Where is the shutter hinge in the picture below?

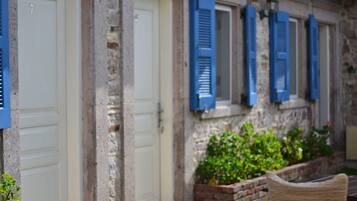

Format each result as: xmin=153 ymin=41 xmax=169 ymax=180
xmin=157 ymin=102 xmax=164 ymax=133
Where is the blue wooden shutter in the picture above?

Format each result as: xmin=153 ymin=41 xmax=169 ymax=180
xmin=307 ymin=14 xmax=319 ymax=101
xmin=190 ymin=0 xmax=216 ymax=111
xmin=0 ymin=0 xmax=10 ymax=128
xmin=245 ymin=4 xmax=257 ymax=107
xmin=269 ymin=11 xmax=290 ymax=103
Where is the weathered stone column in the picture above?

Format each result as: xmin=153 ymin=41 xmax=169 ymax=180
xmin=107 ymin=0 xmax=135 ymax=200
xmin=1 ymin=0 xmax=21 ymax=183
xmin=116 ymin=0 xmax=135 ymax=200
xmin=340 ymin=0 xmax=357 ymax=149
xmin=82 ymin=0 xmax=135 ymax=200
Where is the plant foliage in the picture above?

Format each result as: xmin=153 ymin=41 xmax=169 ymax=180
xmin=196 ymin=123 xmax=335 ymax=185
xmin=281 ymin=127 xmax=304 ymax=165
xmin=302 ymin=123 xmax=334 ymax=161
xmin=196 ymin=123 xmax=287 ymax=185
xmin=0 ymin=172 xmax=20 ymax=201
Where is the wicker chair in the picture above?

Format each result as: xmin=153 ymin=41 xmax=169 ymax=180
xmin=266 ymin=173 xmax=348 ymax=201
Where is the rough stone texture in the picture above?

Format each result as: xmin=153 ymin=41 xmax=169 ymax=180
xmin=0 ymin=0 xmax=133 ymax=200
xmin=81 ymin=1 xmax=97 ymax=200
xmin=194 ymin=152 xmax=345 ymax=201
xmin=85 ymin=0 xmax=135 ymax=200
xmin=1 ymin=0 xmax=21 ymax=184
xmin=81 ymin=0 xmax=129 ymax=200
xmin=107 ymin=0 xmax=135 ymax=200
xmin=94 ymin=0 xmax=111 ymax=200
xmin=82 ymin=0 xmax=135 ymax=200
xmin=107 ymin=0 xmax=121 ymax=199
xmin=1 ymin=1 xmax=355 ymax=201
xmin=340 ymin=1 xmax=357 ymax=128
xmin=179 ymin=2 xmax=316 ymax=200
xmin=172 ymin=1 xmax=188 ymax=201
xmin=78 ymin=0 xmax=357 ymax=200
xmin=107 ymin=22 xmax=121 ymax=201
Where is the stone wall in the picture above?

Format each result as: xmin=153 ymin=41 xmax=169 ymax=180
xmin=107 ymin=0 xmax=135 ymax=200
xmin=190 ymin=3 xmax=313 ymax=163
xmin=107 ymin=0 xmax=121 ymax=199
xmin=341 ymin=0 xmax=357 ymax=127
xmin=82 ymin=0 xmax=131 ymax=200
xmin=1 ymin=0 xmax=21 ymax=184
xmin=174 ymin=0 xmax=350 ymax=201
xmin=180 ymin=1 xmax=318 ymax=200
xmin=1 ymin=1 xmax=352 ymax=201
xmin=87 ymin=0 xmax=355 ymax=201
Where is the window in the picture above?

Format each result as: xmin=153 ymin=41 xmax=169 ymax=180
xmin=289 ymin=18 xmax=299 ymax=98
xmin=215 ymin=5 xmax=232 ymax=104
xmin=189 ymin=0 xmax=250 ymax=114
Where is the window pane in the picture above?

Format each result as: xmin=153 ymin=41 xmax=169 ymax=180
xmin=289 ymin=20 xmax=298 ymax=97
xmin=216 ymin=9 xmax=231 ymax=101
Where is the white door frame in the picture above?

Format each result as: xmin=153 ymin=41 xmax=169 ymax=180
xmin=64 ymin=0 xmax=172 ymax=200
xmin=159 ymin=0 xmax=174 ymax=200
xmin=318 ymin=24 xmax=330 ymax=127
xmin=65 ymin=0 xmax=82 ymax=200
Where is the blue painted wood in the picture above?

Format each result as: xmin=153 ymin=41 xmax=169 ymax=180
xmin=245 ymin=4 xmax=257 ymax=107
xmin=190 ymin=0 xmax=216 ymax=111
xmin=0 ymin=0 xmax=11 ymax=128
xmin=307 ymin=14 xmax=319 ymax=101
xmin=269 ymin=11 xmax=290 ymax=103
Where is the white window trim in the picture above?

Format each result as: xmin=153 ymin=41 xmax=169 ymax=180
xmin=215 ymin=4 xmax=233 ymax=106
xmin=289 ymin=18 xmax=299 ymax=99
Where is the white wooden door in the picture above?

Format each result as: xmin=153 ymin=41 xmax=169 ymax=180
xmin=134 ymin=0 xmax=161 ymax=200
xmin=18 ymin=0 xmax=67 ymax=201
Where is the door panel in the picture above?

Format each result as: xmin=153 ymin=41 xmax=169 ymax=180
xmin=134 ymin=0 xmax=160 ymax=201
xmin=18 ymin=0 xmax=66 ymax=201
xmin=18 ymin=1 xmax=57 ymax=110
xmin=21 ymin=165 xmax=60 ymax=201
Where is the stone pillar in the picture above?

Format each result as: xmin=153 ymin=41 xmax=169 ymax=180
xmin=81 ymin=0 xmax=135 ymax=200
xmin=340 ymin=1 xmax=357 ymax=132
xmin=116 ymin=0 xmax=135 ymax=200
xmin=1 ymin=0 xmax=21 ymax=184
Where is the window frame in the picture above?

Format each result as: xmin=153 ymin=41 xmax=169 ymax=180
xmin=289 ymin=17 xmax=299 ymax=99
xmin=200 ymin=2 xmax=247 ymax=119
xmin=215 ymin=4 xmax=233 ymax=106
xmin=279 ymin=16 xmax=311 ymax=110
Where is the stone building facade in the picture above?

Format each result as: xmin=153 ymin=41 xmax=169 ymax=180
xmin=0 ymin=0 xmax=356 ymax=201
xmin=175 ymin=0 xmax=346 ymax=200
xmin=341 ymin=0 xmax=357 ymax=129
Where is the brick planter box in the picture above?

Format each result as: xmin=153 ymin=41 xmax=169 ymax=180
xmin=194 ymin=151 xmax=345 ymax=201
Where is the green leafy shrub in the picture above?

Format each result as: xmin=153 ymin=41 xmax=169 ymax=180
xmin=0 ymin=172 xmax=20 ymax=201
xmin=196 ymin=123 xmax=287 ymax=185
xmin=196 ymin=123 xmax=336 ymax=185
xmin=281 ymin=128 xmax=304 ymax=165
xmin=302 ymin=124 xmax=334 ymax=161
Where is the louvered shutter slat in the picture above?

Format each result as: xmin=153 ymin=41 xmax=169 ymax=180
xmin=190 ymin=0 xmax=216 ymax=111
xmin=245 ymin=4 xmax=257 ymax=107
xmin=270 ymin=11 xmax=290 ymax=103
xmin=308 ymin=14 xmax=319 ymax=101
xmin=0 ymin=0 xmax=11 ymax=128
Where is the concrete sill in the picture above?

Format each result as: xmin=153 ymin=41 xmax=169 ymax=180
xmin=279 ymin=98 xmax=309 ymax=110
xmin=201 ymin=104 xmax=245 ymax=120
